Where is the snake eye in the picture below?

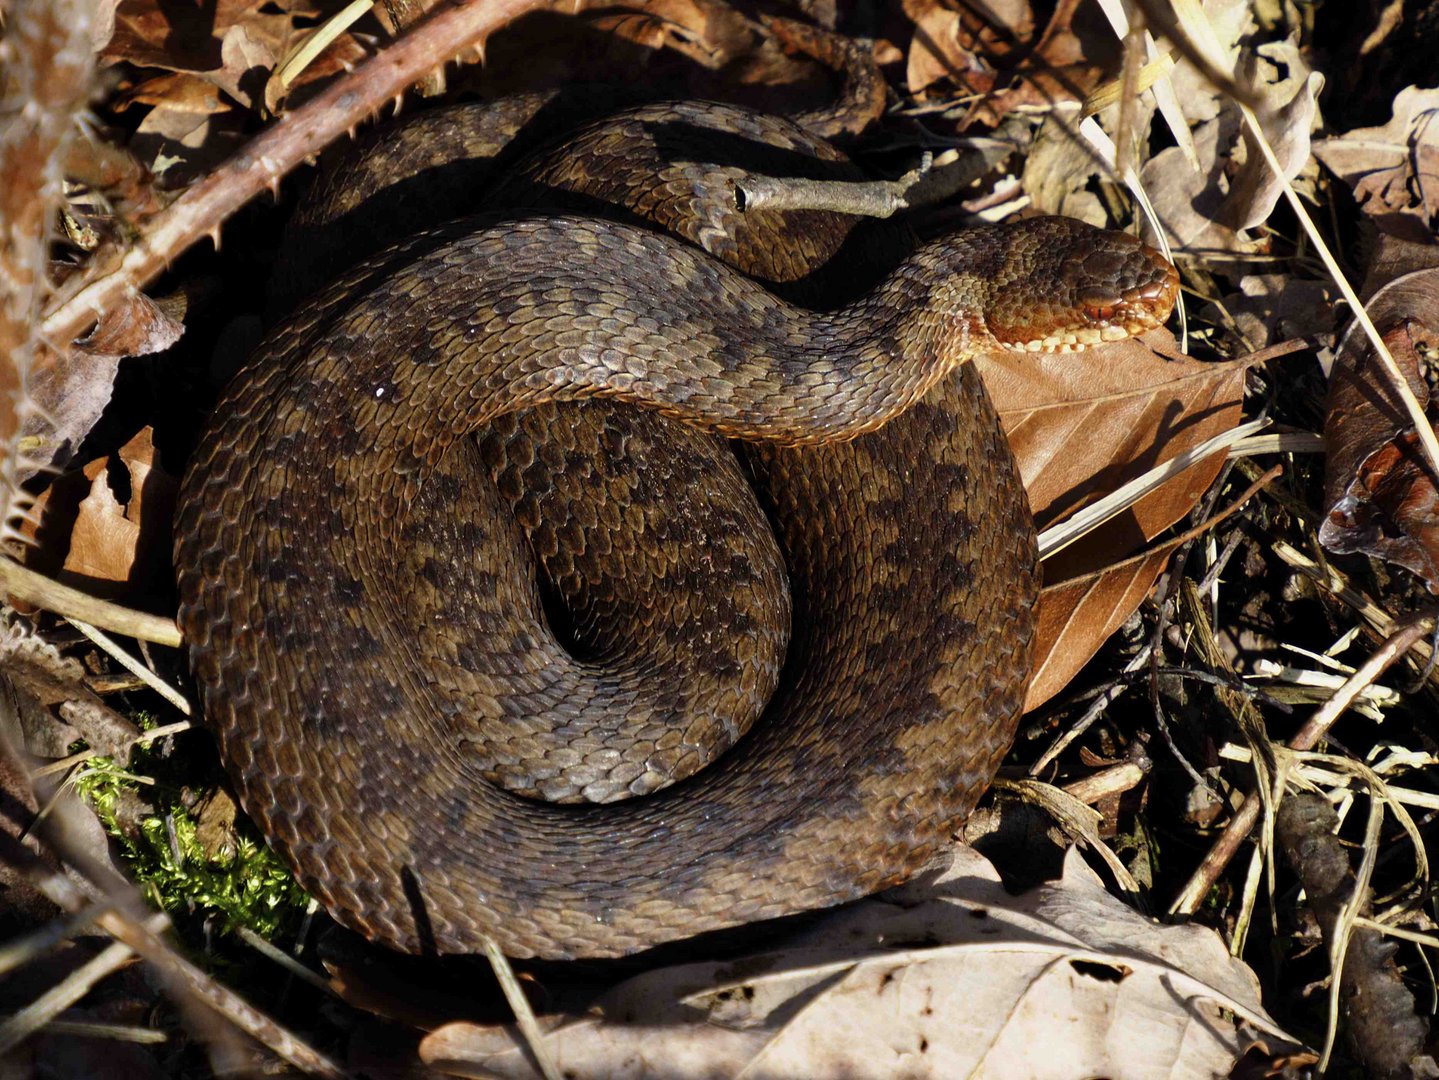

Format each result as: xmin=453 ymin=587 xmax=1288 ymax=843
xmin=1075 ymin=285 xmax=1122 ymax=319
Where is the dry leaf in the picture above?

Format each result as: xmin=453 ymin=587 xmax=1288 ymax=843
xmin=103 ymin=0 xmax=365 ymax=170
xmin=17 ymin=293 xmax=182 ymax=479
xmin=420 ymin=848 xmax=1294 ymax=1079
xmin=979 ymin=332 xmax=1246 ymax=710
xmin=984 ymin=331 xmax=1245 ymax=551
xmin=1321 ymin=271 xmax=1439 ymax=592
xmin=902 ymin=0 xmax=1035 ymax=98
xmin=903 ymin=0 xmax=1114 ymax=126
xmin=1221 ymin=41 xmax=1323 ymax=232
xmin=1361 ymin=233 xmax=1439 ymax=299
xmin=979 ymin=0 xmax=1113 ymax=124
xmin=1141 ymin=22 xmax=1321 ymax=255
xmin=1021 ymin=112 xmax=1108 ymax=226
xmin=1141 ymin=112 xmax=1255 ymax=254
xmin=22 ymin=428 xmax=179 ymax=610
xmin=583 ymin=0 xmax=754 ymax=71
xmin=1209 ymin=274 xmax=1336 ymax=351
xmin=1313 ymin=85 xmax=1439 ymax=242
xmin=1028 ymin=537 xmax=1180 ymax=711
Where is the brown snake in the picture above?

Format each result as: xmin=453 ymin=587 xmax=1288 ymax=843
xmin=174 ymin=100 xmax=1178 ymax=959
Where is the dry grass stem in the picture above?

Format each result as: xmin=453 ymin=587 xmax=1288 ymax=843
xmin=0 ymin=905 xmax=104 ymax=977
xmin=1171 ymin=613 xmax=1437 ymax=916
xmin=0 ymin=931 xmax=157 ymax=1055
xmin=66 ymin=618 xmax=191 ymax=714
xmin=0 ymin=829 xmax=349 ymax=1079
xmin=1037 ymin=419 xmax=1268 ymax=560
xmin=481 ymin=934 xmax=562 ymax=1080
xmin=30 ymin=720 xmax=190 ymax=780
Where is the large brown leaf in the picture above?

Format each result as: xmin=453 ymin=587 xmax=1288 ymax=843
xmin=1026 ymin=537 xmax=1177 ymax=712
xmin=980 ymin=330 xmax=1249 ymax=709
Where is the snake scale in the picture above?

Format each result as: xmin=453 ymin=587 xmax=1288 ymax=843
xmin=174 ymin=99 xmax=1178 ymax=959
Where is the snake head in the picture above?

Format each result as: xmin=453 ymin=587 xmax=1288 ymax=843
xmin=969 ymin=216 xmax=1179 ymax=354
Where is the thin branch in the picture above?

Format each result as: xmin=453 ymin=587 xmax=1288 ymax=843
xmin=1171 ymin=612 xmax=1438 ymax=916
xmin=41 ymin=0 xmax=549 ymax=348
xmin=66 ymin=618 xmax=191 ymax=714
xmin=0 ymin=558 xmax=182 ymax=647
xmin=734 ymin=153 xmax=938 ymax=217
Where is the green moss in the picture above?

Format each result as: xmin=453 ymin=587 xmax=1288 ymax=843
xmin=73 ymin=741 xmax=309 ymax=941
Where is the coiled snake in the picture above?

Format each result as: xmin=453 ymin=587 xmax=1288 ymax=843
xmin=174 ymin=100 xmax=1178 ymax=959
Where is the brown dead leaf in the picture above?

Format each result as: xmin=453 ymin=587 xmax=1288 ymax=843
xmin=478 ymin=2 xmax=808 ymax=111
xmin=1313 ymin=85 xmax=1439 ymax=243
xmin=104 ymin=0 xmax=235 ymax=72
xmin=984 ymin=330 xmax=1245 ymax=542
xmin=902 ymin=0 xmax=1115 ymax=127
xmin=980 ymin=331 xmax=1247 ymax=711
xmin=584 ymin=0 xmax=753 ymax=71
xmin=1221 ymin=41 xmax=1322 ymax=232
xmin=1021 ymin=111 xmax=1107 ymax=226
xmin=120 ymin=72 xmax=232 ymax=115
xmin=103 ymin=0 xmax=365 ymax=123
xmin=104 ymin=0 xmax=364 ymax=172
xmin=1361 ymin=233 xmax=1439 ymax=299
xmin=1141 ymin=24 xmax=1321 ymax=255
xmin=1028 ymin=537 xmax=1179 ymax=711
xmin=22 ymin=428 xmax=178 ymax=611
xmin=1141 ymin=112 xmax=1255 ymax=255
xmin=18 ymin=292 xmax=183 ymax=477
xmin=76 ymin=290 xmax=184 ymax=360
xmin=978 ymin=0 xmax=1118 ymax=127
xmin=1321 ymin=271 xmax=1439 ymax=592
xmin=902 ymin=0 xmax=1035 ymax=98
xmin=419 ymin=848 xmax=1289 ymax=1079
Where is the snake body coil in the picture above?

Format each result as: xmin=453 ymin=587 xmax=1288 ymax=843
xmin=175 ymin=101 xmax=1177 ymax=959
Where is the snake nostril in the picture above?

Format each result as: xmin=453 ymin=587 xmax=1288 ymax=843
xmin=1125 ymin=272 xmax=1178 ymax=307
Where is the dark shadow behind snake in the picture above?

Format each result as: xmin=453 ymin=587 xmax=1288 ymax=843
xmin=174 ymin=99 xmax=1178 ymax=959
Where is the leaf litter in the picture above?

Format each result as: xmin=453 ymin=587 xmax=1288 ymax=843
xmin=3 ymin=0 xmax=1439 ymax=1076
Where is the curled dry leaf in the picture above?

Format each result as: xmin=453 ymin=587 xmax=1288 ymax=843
xmin=1140 ymin=23 xmax=1320 ymax=255
xmin=1021 ymin=112 xmax=1109 ymax=226
xmin=19 ymin=292 xmax=183 ymax=480
xmin=104 ymin=0 xmax=365 ymax=99
xmin=901 ymin=0 xmax=1036 ymax=99
xmin=104 ymin=0 xmax=366 ymax=170
xmin=1208 ymin=273 xmax=1336 ymax=352
xmin=1312 ymin=85 xmax=1439 ymax=243
xmin=1221 ymin=41 xmax=1322 ymax=233
xmin=419 ymin=848 xmax=1295 ymax=1080
xmin=901 ymin=0 xmax=1115 ymax=127
xmin=21 ymin=427 xmax=179 ymax=611
xmin=582 ymin=0 xmax=755 ymax=71
xmin=1321 ymin=269 xmax=1439 ymax=592
xmin=1141 ymin=112 xmax=1254 ymax=254
xmin=979 ymin=331 xmax=1247 ymax=708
